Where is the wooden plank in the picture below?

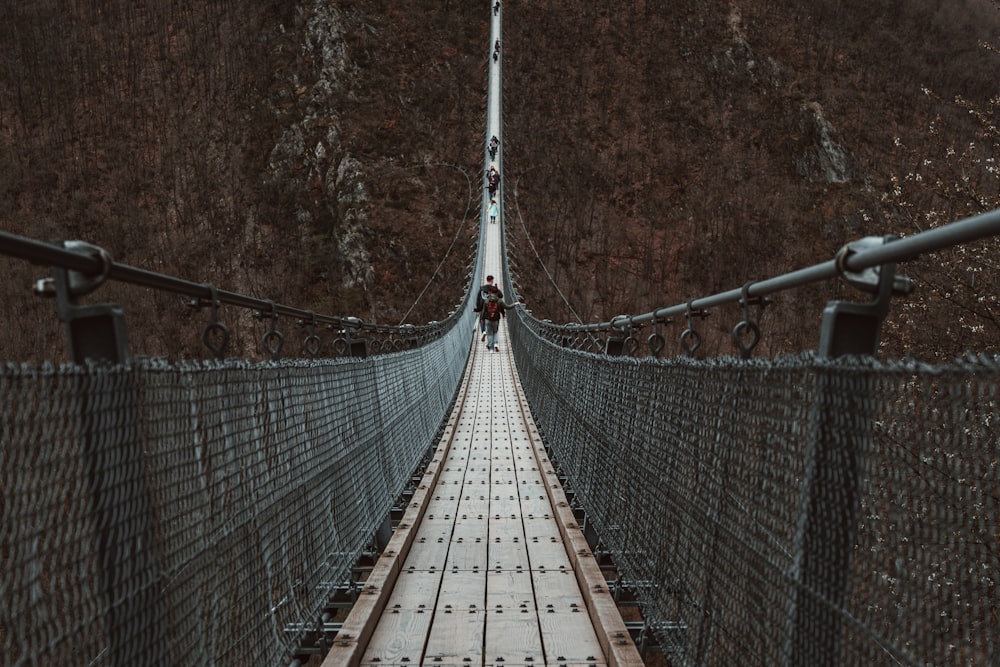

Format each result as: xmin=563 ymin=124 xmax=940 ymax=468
xmin=525 ymin=533 xmax=573 ymax=571
xmin=452 ymin=515 xmax=488 ymax=533
xmin=437 ymin=569 xmax=487 ymax=610
xmin=424 ymin=493 xmax=461 ymax=516
xmin=505 ymin=377 xmax=646 ymax=667
xmin=445 ymin=531 xmax=488 ymax=571
xmin=403 ymin=531 xmax=452 ymax=572
xmin=380 ymin=570 xmax=443 ymax=610
xmin=488 ymin=514 xmax=525 ymax=532
xmin=456 ymin=493 xmax=492 ymax=515
xmin=518 ymin=476 xmax=547 ymax=489
xmin=522 ymin=515 xmax=564 ymax=538
xmin=422 ymin=505 xmax=458 ymax=522
xmin=489 ymin=492 xmax=521 ymax=516
xmin=490 ymin=476 xmax=519 ymax=490
xmin=436 ymin=470 xmax=471 ymax=485
xmin=463 ymin=472 xmax=492 ymax=485
xmin=360 ymin=607 xmax=433 ymax=664
xmin=423 ymin=609 xmax=486 ymax=664
xmin=519 ymin=493 xmax=554 ymax=518
xmin=455 ymin=510 xmax=490 ymax=523
xmin=487 ymin=532 xmax=530 ymax=572
xmin=444 ymin=454 xmax=469 ymax=467
xmin=484 ymin=609 xmax=543 ymax=664
xmin=486 ymin=570 xmax=534 ymax=611
xmin=538 ymin=609 xmax=605 ymax=662
xmin=424 ymin=570 xmax=486 ymax=667
xmin=504 ymin=366 xmax=643 ymax=667
xmin=532 ymin=569 xmax=588 ymax=607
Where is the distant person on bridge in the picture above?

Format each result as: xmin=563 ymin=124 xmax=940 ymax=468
xmin=489 ymin=199 xmax=498 ymax=224
xmin=493 ymin=39 xmax=500 ymax=62
xmin=487 ymin=165 xmax=499 ymax=196
xmin=488 ymin=135 xmax=499 ymax=160
xmin=494 ymin=1 xmax=500 ymax=16
xmin=475 ymin=275 xmax=503 ymax=340
xmin=481 ymin=285 xmax=520 ymax=352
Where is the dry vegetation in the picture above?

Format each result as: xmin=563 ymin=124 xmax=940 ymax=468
xmin=0 ymin=0 xmax=484 ymax=361
xmin=1 ymin=0 xmax=998 ymax=362
xmin=504 ymin=0 xmax=1000 ymax=360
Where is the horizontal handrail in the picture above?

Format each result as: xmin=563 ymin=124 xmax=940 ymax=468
xmin=0 ymin=231 xmax=459 ymax=336
xmin=530 ymin=207 xmax=1000 ymax=333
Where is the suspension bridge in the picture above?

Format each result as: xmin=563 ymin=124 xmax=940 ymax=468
xmin=3 ymin=2 xmax=1000 ymax=666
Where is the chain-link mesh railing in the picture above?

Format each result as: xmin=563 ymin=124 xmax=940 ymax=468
xmin=509 ymin=316 xmax=999 ymax=666
xmin=0 ymin=305 xmax=472 ymax=665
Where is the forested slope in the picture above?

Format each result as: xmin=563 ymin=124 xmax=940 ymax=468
xmin=503 ymin=0 xmax=1000 ymax=359
xmin=1 ymin=0 xmax=997 ymax=361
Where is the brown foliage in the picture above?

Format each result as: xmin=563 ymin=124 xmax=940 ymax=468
xmin=502 ymin=0 xmax=1000 ymax=358
xmin=0 ymin=0 xmax=483 ymax=360
xmin=1 ymin=0 xmax=998 ymax=361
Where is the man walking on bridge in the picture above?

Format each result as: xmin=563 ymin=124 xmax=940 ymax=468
xmin=480 ymin=285 xmax=520 ymax=352
xmin=475 ymin=275 xmax=502 ymax=341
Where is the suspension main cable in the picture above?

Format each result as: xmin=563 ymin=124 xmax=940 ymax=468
xmin=511 ymin=167 xmax=582 ymax=323
xmin=396 ymin=162 xmax=474 ymax=325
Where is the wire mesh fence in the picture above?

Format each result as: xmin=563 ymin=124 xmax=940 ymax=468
xmin=0 ymin=308 xmax=472 ymax=666
xmin=510 ymin=314 xmax=999 ymax=667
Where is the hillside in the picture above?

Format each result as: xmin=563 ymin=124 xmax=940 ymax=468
xmin=503 ymin=0 xmax=1000 ymax=359
xmin=1 ymin=0 xmax=998 ymax=361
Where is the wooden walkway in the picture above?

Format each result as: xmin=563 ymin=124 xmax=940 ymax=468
xmin=319 ymin=3 xmax=642 ymax=663
xmin=320 ymin=223 xmax=642 ymax=666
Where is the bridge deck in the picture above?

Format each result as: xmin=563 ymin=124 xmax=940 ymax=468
xmin=319 ymin=2 xmax=641 ymax=660
xmin=321 ymin=235 xmax=642 ymax=667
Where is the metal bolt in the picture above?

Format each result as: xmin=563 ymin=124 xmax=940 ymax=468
xmin=33 ymin=278 xmax=56 ymax=298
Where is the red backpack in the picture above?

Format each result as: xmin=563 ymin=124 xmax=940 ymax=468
xmin=484 ymin=297 xmax=501 ymax=321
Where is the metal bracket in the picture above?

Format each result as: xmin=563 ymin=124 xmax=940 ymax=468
xmin=39 ymin=240 xmax=130 ymax=364
xmin=333 ymin=317 xmax=368 ymax=358
xmin=606 ymin=315 xmax=631 ymax=356
xmin=819 ymin=236 xmax=907 ymax=358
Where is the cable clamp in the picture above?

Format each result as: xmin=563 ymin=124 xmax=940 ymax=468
xmin=835 ymin=236 xmax=913 ymax=296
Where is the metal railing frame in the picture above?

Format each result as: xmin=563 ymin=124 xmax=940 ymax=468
xmin=518 ymin=207 xmax=1000 ymax=358
xmin=504 ymin=205 xmax=1000 ymax=665
xmin=0 ymin=231 xmax=474 ymax=363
